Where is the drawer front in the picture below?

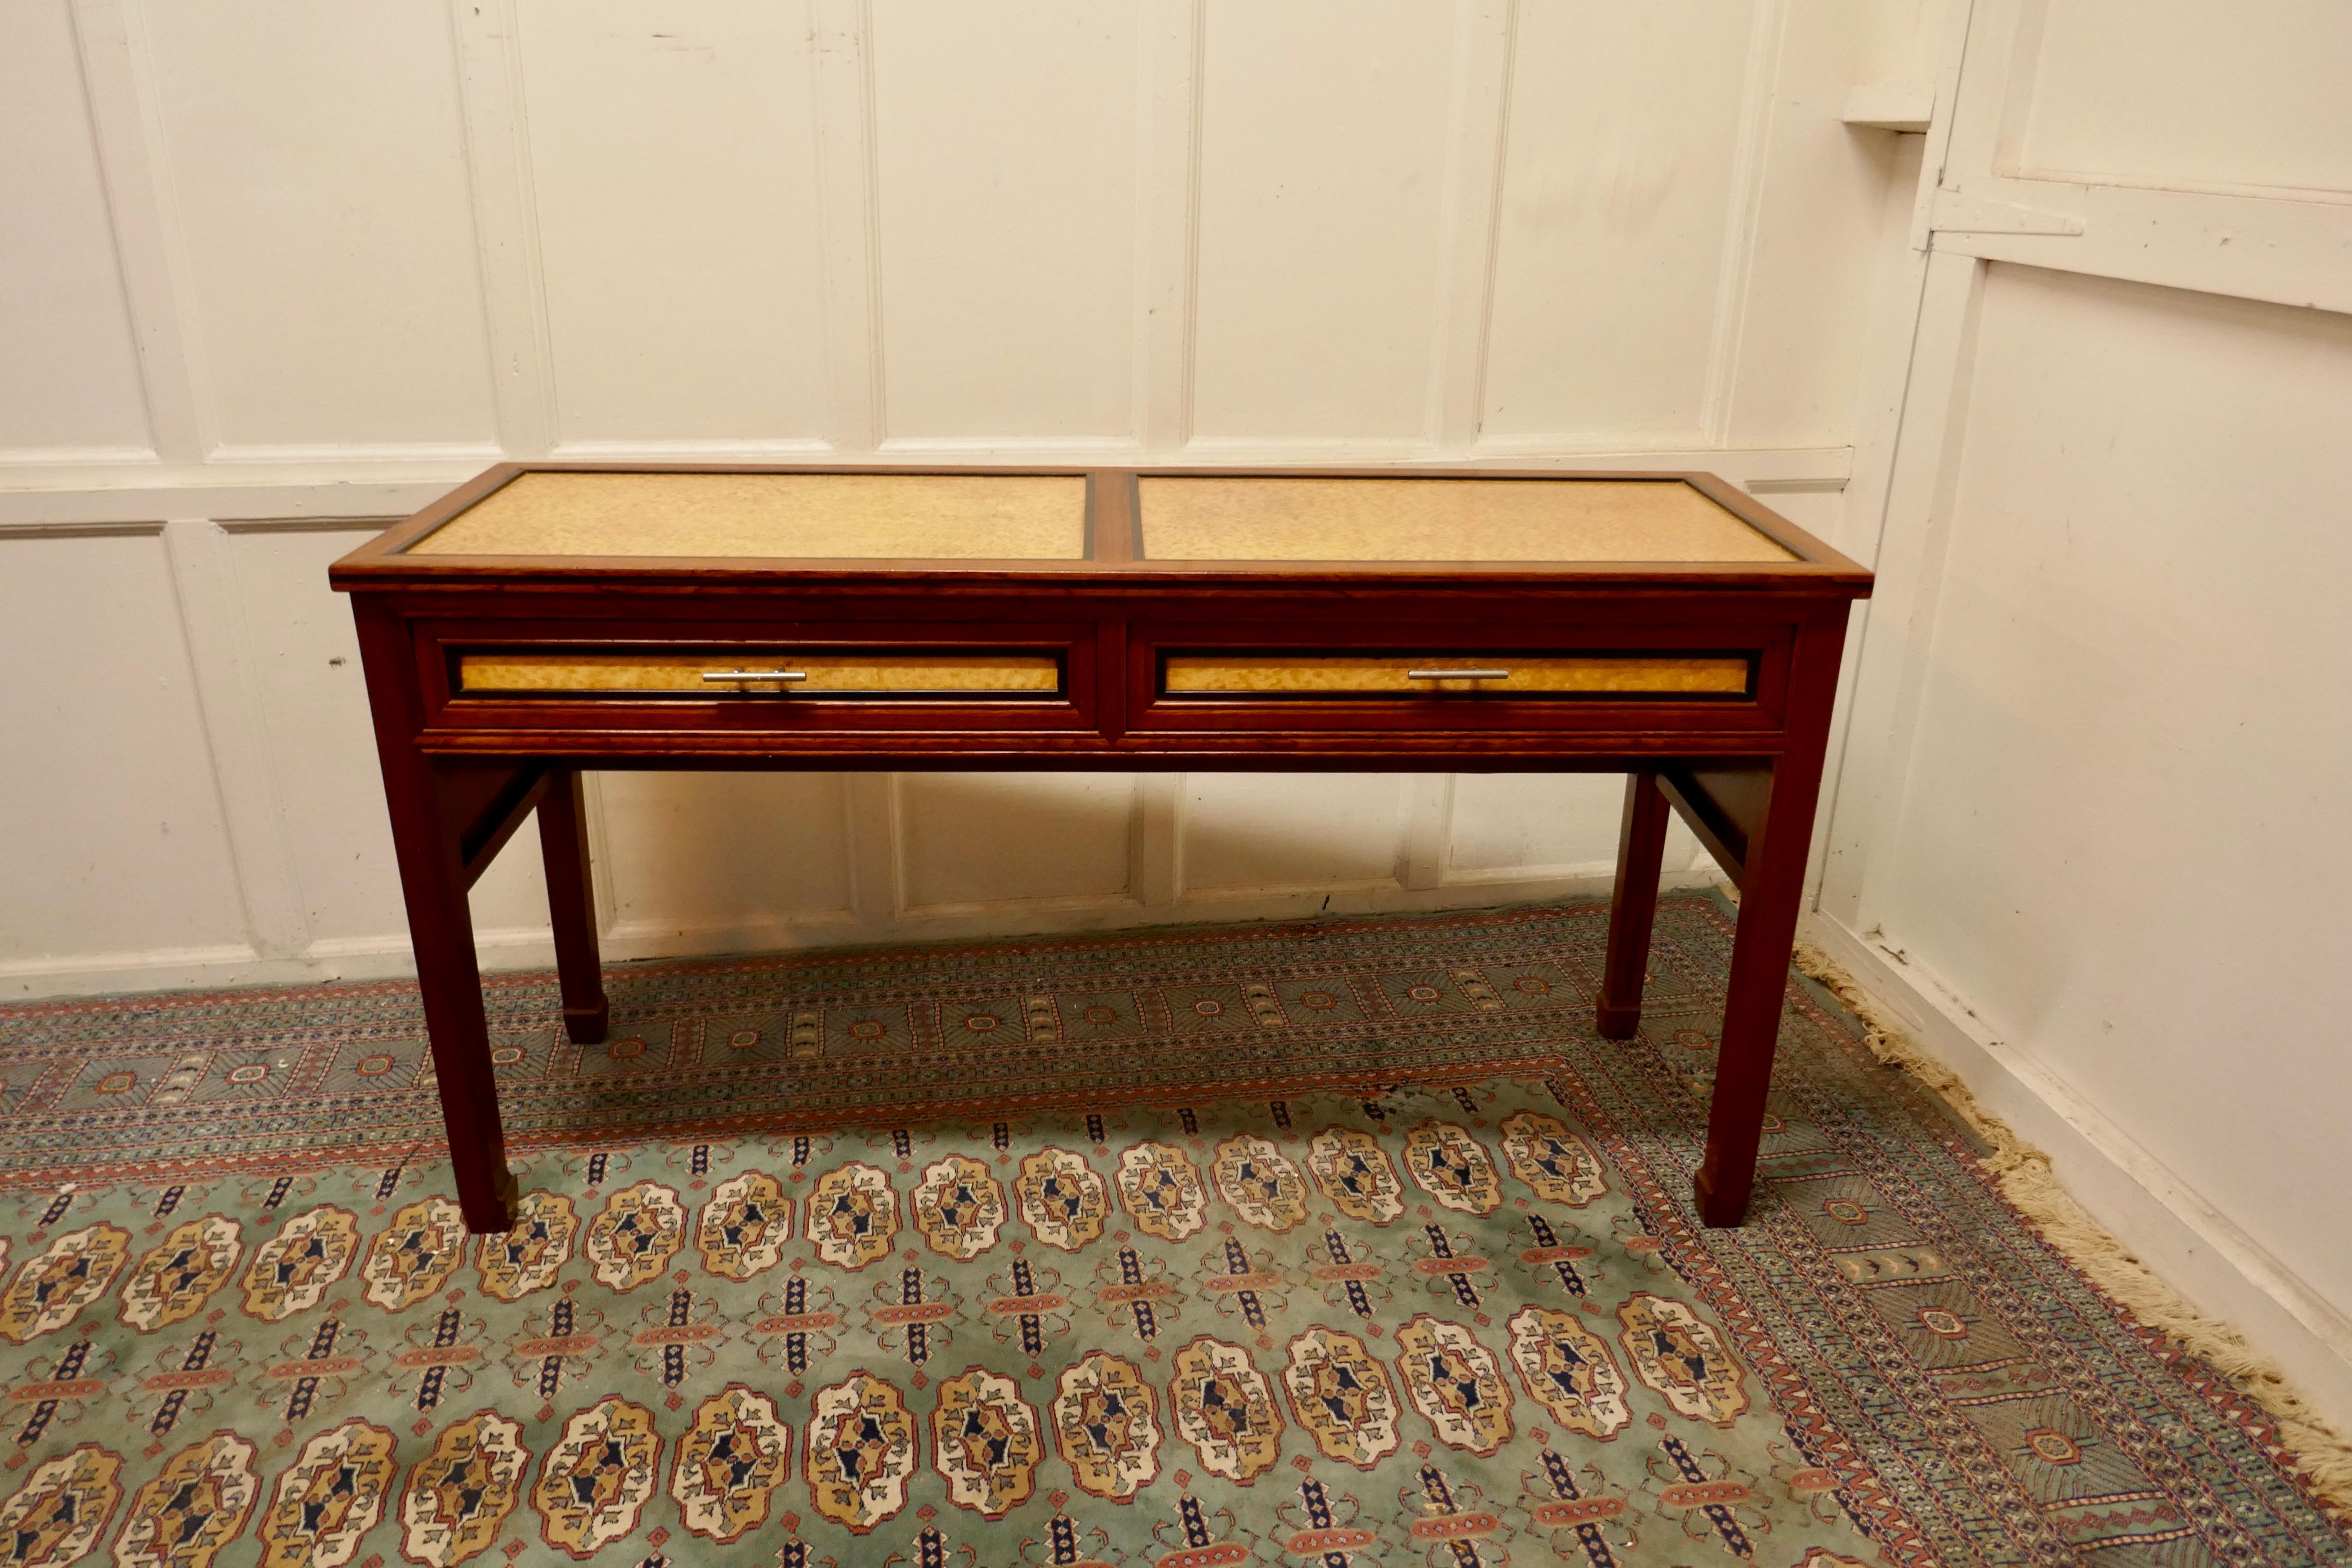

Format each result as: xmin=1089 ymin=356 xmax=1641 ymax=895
xmin=412 ymin=616 xmax=1101 ymax=742
xmin=1161 ymin=652 xmax=1752 ymax=699
xmin=457 ymin=648 xmax=1063 ymax=698
xmin=1131 ymin=619 xmax=1791 ymax=736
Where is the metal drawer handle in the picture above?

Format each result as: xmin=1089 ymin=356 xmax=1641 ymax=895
xmin=1407 ymin=668 xmax=1511 ymax=681
xmin=701 ymin=669 xmax=808 ymax=682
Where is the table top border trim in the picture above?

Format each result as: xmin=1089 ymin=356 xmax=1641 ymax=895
xmin=328 ymin=464 xmax=1872 ymax=594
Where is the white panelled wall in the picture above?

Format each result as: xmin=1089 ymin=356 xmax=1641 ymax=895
xmin=6 ymin=0 xmax=2346 ymax=1428
xmin=1 ymin=0 xmax=1924 ymax=994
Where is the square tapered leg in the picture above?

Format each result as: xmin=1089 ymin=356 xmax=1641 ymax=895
xmin=1597 ymin=770 xmax=1671 ymax=1040
xmin=537 ymin=767 xmax=609 ymax=1045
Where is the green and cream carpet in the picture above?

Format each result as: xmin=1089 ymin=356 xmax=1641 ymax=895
xmin=0 ymin=894 xmax=2340 ymax=1567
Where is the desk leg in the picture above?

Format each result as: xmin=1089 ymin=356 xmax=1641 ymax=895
xmin=537 ymin=768 xmax=609 ymax=1044
xmin=380 ymin=759 xmax=517 ymax=1234
xmin=1693 ymin=756 xmax=1821 ymax=1228
xmin=1597 ymin=771 xmax=1670 ymax=1039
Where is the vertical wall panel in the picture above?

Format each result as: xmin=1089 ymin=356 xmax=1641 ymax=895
xmin=1188 ymin=0 xmax=1457 ymax=441
xmin=1180 ymin=775 xmax=1408 ymax=892
xmin=898 ymin=774 xmax=1135 ymax=908
xmin=598 ymin=774 xmax=856 ymax=935
xmin=1452 ymin=775 xmax=1632 ymax=874
xmin=226 ymin=528 xmax=404 ymax=941
xmin=224 ymin=528 xmax=551 ymax=942
xmin=137 ymin=0 xmax=498 ymax=449
xmin=1724 ymin=0 xmax=1923 ymax=448
xmin=1881 ymin=267 xmax=2352 ymax=1311
xmin=869 ymin=2 xmax=1140 ymax=441
xmin=1448 ymin=775 xmax=1714 ymax=880
xmin=0 ymin=535 xmax=246 ymax=966
xmin=1482 ymin=1 xmax=1755 ymax=440
xmin=253 ymin=532 xmax=569 ymax=936
xmin=2021 ymin=0 xmax=2352 ymax=195
xmin=517 ymin=0 xmax=832 ymax=446
xmin=0 ymin=0 xmax=153 ymax=457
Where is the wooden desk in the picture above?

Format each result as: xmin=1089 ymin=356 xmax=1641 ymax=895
xmin=331 ymin=465 xmax=1870 ymax=1233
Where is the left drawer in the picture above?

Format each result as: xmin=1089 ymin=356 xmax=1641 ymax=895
xmin=454 ymin=647 xmax=1064 ymax=699
xmin=405 ymin=616 xmax=1104 ymax=747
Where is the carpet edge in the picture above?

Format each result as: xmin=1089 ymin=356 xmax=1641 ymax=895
xmin=1792 ymin=937 xmax=2352 ymax=1518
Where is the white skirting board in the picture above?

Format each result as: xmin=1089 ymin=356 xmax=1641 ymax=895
xmin=0 ymin=863 xmax=1728 ymax=1003
xmin=1802 ymin=911 xmax=2352 ymax=1432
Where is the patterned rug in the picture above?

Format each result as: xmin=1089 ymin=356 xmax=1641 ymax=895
xmin=0 ymin=894 xmax=2339 ymax=1568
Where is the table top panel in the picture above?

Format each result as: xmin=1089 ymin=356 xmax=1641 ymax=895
xmin=1136 ymin=476 xmax=1794 ymax=563
xmin=407 ymin=471 xmax=1090 ymax=560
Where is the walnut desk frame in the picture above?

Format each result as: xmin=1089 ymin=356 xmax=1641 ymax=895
xmin=330 ymin=465 xmax=1872 ymax=1234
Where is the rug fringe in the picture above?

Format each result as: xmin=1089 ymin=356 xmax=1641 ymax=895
xmin=1791 ymin=941 xmax=2352 ymax=1517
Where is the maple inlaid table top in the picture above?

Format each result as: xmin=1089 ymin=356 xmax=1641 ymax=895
xmin=366 ymin=465 xmax=1843 ymax=579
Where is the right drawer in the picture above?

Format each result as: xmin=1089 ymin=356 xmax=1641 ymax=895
xmin=1130 ymin=624 xmax=1789 ymax=734
xmin=1159 ymin=652 xmax=1754 ymax=698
